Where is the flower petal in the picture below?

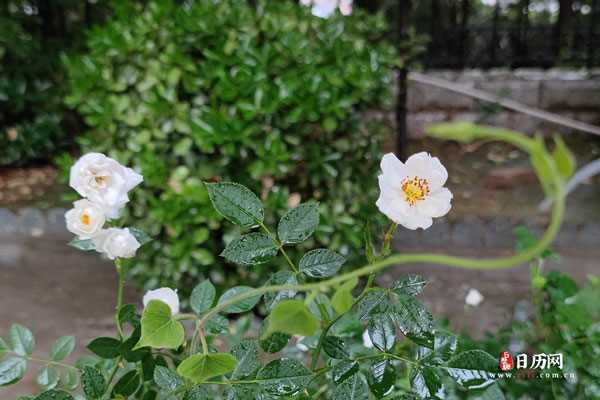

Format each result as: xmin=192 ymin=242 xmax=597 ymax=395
xmin=417 ymin=188 xmax=452 ymax=218
xmin=380 ymin=153 xmax=407 ymax=186
xmin=405 ymin=152 xmax=448 ymax=191
xmin=376 ymin=195 xmax=432 ymax=230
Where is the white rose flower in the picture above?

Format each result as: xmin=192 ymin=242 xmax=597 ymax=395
xmin=69 ymin=153 xmax=143 ymax=219
xmin=65 ymin=199 xmax=106 ymax=239
xmin=465 ymin=288 xmax=484 ymax=307
xmin=92 ymin=228 xmax=140 ymax=260
xmin=376 ymin=152 xmax=452 ymax=230
xmin=339 ymin=0 xmax=353 ymax=15
xmin=143 ymin=287 xmax=180 ymax=315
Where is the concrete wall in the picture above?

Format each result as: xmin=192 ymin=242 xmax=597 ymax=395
xmin=407 ymin=69 xmax=600 ymax=137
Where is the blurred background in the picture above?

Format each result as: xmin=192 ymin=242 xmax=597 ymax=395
xmin=1 ymin=0 xmax=599 ymax=397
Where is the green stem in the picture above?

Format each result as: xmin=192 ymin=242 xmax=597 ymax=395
xmin=199 ymin=329 xmax=208 ymax=355
xmin=198 ymin=184 xmax=564 ymax=327
xmin=8 ymin=352 xmax=78 ymax=371
xmin=102 ymin=357 xmax=122 ymax=400
xmin=114 ymin=260 xmax=125 ymax=339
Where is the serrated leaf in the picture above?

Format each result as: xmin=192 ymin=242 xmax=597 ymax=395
xmin=266 ymin=300 xmax=319 ymax=337
xmin=368 ymin=360 xmax=396 ymax=397
xmin=154 ymin=366 xmax=184 ymax=391
xmin=50 ymin=336 xmax=75 ymax=362
xmin=218 ymin=286 xmax=262 ymax=314
xmin=223 ymin=384 xmax=262 ymax=400
xmin=332 ymin=288 xmax=353 ymax=315
xmin=68 ymin=238 xmax=95 ymax=251
xmin=259 ymin=319 xmax=290 ymax=353
xmin=323 ymin=336 xmax=349 ymax=359
xmin=390 ymin=295 xmax=434 ymax=348
xmin=443 ymin=350 xmax=498 ymax=389
xmin=332 ymin=360 xmax=359 ymax=384
xmin=299 ymin=249 xmax=345 ymax=278
xmin=256 ymin=358 xmax=312 ymax=396
xmin=355 ymin=291 xmax=388 ymax=320
xmin=221 ymin=233 xmax=278 ymax=265
xmin=552 ymin=135 xmax=575 ymax=178
xmin=81 ymin=366 xmax=105 ymax=399
xmin=205 ymin=182 xmax=264 ymax=228
xmin=368 ymin=313 xmax=395 ymax=352
xmin=392 ymin=275 xmax=427 ymax=297
xmin=205 ymin=314 xmax=229 ymax=335
xmin=277 ymin=202 xmax=319 ymax=244
xmin=184 ymin=386 xmax=211 ymax=400
xmin=113 ymin=370 xmax=140 ymax=396
xmin=263 ymin=271 xmax=298 ymax=311
xmin=10 ymin=324 xmax=34 ymax=356
xmin=0 ymin=357 xmax=26 ymax=386
xmin=33 ymin=390 xmax=74 ymax=400
xmin=191 ymin=280 xmax=216 ymax=314
xmin=60 ymin=368 xmax=78 ymax=391
xmin=118 ymin=304 xmax=139 ymax=327
xmin=37 ymin=365 xmax=59 ymax=390
xmin=231 ymin=339 xmax=260 ymax=379
xmin=128 ymin=227 xmax=152 ymax=245
xmin=410 ymin=366 xmax=445 ymax=399
xmin=331 ymin=372 xmax=368 ymax=400
xmin=177 ymin=353 xmax=237 ymax=383
xmin=134 ymin=300 xmax=184 ymax=350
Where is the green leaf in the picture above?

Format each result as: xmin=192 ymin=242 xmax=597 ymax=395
xmin=135 ymin=300 xmax=184 ymax=350
xmin=355 ymin=291 xmax=388 ymax=320
xmin=277 ymin=202 xmax=319 ymax=244
xmin=299 ymin=249 xmax=345 ymax=278
xmin=220 ymin=233 xmax=278 ymax=265
xmin=410 ymin=366 xmax=445 ymax=399
xmin=470 ymin=382 xmax=506 ymax=400
xmin=10 ymin=324 xmax=34 ymax=356
xmin=205 ymin=182 xmax=264 ymax=228
xmin=113 ymin=370 xmax=140 ymax=396
xmin=118 ymin=304 xmax=140 ymax=327
xmin=184 ymin=386 xmax=210 ymax=400
xmin=177 ymin=353 xmax=238 ymax=383
xmin=0 ymin=338 xmax=8 ymax=358
xmin=61 ymin=368 xmax=78 ymax=391
xmin=552 ymin=135 xmax=575 ymax=178
xmin=231 ymin=339 xmax=260 ymax=379
xmin=266 ymin=300 xmax=319 ymax=337
xmin=0 ymin=357 xmax=26 ymax=386
xmin=37 ymin=365 xmax=59 ymax=390
xmin=259 ymin=319 xmax=291 ymax=353
xmin=392 ymin=275 xmax=427 ymax=297
xmin=332 ymin=360 xmax=359 ymax=384
xmin=50 ymin=336 xmax=75 ymax=362
xmin=33 ymin=390 xmax=74 ymax=400
xmin=331 ymin=372 xmax=368 ymax=400
xmin=81 ymin=366 xmax=106 ymax=399
xmin=443 ymin=350 xmax=498 ymax=388
xmin=390 ymin=295 xmax=433 ymax=348
xmin=68 ymin=238 xmax=95 ymax=251
xmin=218 ymin=286 xmax=262 ymax=314
xmin=263 ymin=271 xmax=298 ymax=311
xmin=205 ymin=314 xmax=229 ymax=335
xmin=154 ymin=366 xmax=184 ymax=391
xmin=119 ymin=326 xmax=149 ymax=362
xmin=368 ymin=360 xmax=396 ymax=397
xmin=323 ymin=336 xmax=349 ymax=359
xmin=368 ymin=313 xmax=395 ymax=352
xmin=256 ymin=358 xmax=312 ymax=396
xmin=87 ymin=337 xmax=121 ymax=359
xmin=332 ymin=287 xmax=353 ymax=315
xmin=191 ymin=280 xmax=216 ymax=314
xmin=128 ymin=227 xmax=152 ymax=246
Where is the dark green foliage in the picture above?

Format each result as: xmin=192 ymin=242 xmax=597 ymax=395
xmin=64 ymin=0 xmax=397 ymax=292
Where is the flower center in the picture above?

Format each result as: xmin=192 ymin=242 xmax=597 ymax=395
xmin=80 ymin=213 xmax=91 ymax=226
xmin=94 ymin=175 xmax=106 ymax=187
xmin=401 ymin=176 xmax=429 ymax=206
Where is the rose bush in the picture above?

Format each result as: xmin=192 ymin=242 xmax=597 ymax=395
xmin=63 ymin=0 xmax=399 ymax=293
xmin=0 ymin=123 xmax=583 ymax=399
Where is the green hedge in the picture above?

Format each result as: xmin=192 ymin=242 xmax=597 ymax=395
xmin=65 ymin=0 xmax=398 ymax=292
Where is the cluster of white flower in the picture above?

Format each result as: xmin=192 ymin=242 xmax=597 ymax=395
xmin=65 ymin=153 xmax=143 ymax=259
xmin=300 ymin=0 xmax=352 ymax=18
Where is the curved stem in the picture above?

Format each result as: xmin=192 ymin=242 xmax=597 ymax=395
xmin=199 ymin=184 xmax=564 ymax=327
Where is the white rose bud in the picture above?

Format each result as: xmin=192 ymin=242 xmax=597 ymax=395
xmin=65 ymin=199 xmax=106 ymax=239
xmin=143 ymin=288 xmax=180 ymax=315
xmin=376 ymin=152 xmax=453 ymax=230
xmin=92 ymin=228 xmax=140 ymax=260
xmin=69 ymin=153 xmax=143 ymax=219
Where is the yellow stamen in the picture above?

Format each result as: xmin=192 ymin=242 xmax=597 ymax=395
xmin=81 ymin=213 xmax=90 ymax=225
xmin=401 ymin=176 xmax=429 ymax=206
